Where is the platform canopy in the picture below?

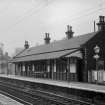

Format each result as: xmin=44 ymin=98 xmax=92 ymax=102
xmin=65 ymin=51 xmax=82 ymax=58
xmin=11 ymin=49 xmax=82 ymax=62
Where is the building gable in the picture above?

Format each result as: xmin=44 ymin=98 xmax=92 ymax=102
xmin=83 ymin=31 xmax=105 ymax=72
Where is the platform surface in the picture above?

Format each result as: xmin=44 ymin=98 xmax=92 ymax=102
xmin=0 ymin=93 xmax=23 ymax=105
xmin=0 ymin=74 xmax=105 ymax=93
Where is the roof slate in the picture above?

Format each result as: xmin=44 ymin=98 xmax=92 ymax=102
xmin=15 ymin=31 xmax=98 ymax=58
xmin=11 ymin=31 xmax=99 ymax=62
xmin=12 ymin=49 xmax=77 ymax=62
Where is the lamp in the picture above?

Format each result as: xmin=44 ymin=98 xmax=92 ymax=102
xmin=94 ymin=45 xmax=100 ymax=54
xmin=93 ymin=45 xmax=100 ymax=83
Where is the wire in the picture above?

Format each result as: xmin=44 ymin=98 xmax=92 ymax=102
xmin=6 ymin=0 xmax=105 ymax=31
xmin=6 ymin=0 xmax=55 ymax=31
xmin=68 ymin=7 xmax=105 ymax=24
xmin=0 ymin=3 xmax=11 ymax=16
xmin=63 ymin=1 xmax=105 ymax=24
xmin=6 ymin=1 xmax=45 ymax=30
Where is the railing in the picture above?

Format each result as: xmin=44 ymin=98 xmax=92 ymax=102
xmin=88 ymin=70 xmax=105 ymax=84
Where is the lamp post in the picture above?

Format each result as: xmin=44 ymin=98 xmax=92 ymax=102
xmin=93 ymin=45 xmax=100 ymax=83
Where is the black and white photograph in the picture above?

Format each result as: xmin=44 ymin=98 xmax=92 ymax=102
xmin=0 ymin=0 xmax=104 ymax=105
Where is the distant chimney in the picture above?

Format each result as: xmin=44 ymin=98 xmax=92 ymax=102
xmin=44 ymin=33 xmax=51 ymax=44
xmin=65 ymin=25 xmax=74 ymax=39
xmin=24 ymin=40 xmax=29 ymax=49
xmin=97 ymin=16 xmax=105 ymax=31
xmin=5 ymin=52 xmax=8 ymax=56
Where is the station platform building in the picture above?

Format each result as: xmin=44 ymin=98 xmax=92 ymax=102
xmin=11 ymin=16 xmax=105 ymax=84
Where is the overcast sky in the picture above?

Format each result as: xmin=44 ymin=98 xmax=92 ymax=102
xmin=0 ymin=0 xmax=105 ymax=56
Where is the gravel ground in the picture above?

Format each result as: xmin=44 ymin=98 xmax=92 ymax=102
xmin=0 ymin=93 xmax=23 ymax=105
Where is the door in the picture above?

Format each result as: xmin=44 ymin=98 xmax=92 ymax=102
xmin=77 ymin=59 xmax=83 ymax=82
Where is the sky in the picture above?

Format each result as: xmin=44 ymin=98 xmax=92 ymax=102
xmin=0 ymin=0 xmax=105 ymax=56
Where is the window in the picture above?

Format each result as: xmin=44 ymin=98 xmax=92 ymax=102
xmin=70 ymin=64 xmax=76 ymax=73
xmin=98 ymin=60 xmax=104 ymax=70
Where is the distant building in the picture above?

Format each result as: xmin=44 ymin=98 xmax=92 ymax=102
xmin=0 ymin=52 xmax=11 ymax=74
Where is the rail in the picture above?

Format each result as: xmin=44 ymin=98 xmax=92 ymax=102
xmin=0 ymin=81 xmax=93 ymax=105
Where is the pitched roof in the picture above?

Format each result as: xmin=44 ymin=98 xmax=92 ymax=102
xmin=12 ymin=31 xmax=99 ymax=62
xmin=12 ymin=49 xmax=77 ymax=62
xmin=0 ymin=55 xmax=11 ymax=62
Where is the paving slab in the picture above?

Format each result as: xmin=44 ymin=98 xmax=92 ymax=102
xmin=0 ymin=74 xmax=105 ymax=93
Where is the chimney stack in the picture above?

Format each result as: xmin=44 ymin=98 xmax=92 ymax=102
xmin=44 ymin=33 xmax=51 ymax=44
xmin=97 ymin=16 xmax=105 ymax=31
xmin=5 ymin=52 xmax=8 ymax=57
xmin=65 ymin=25 xmax=74 ymax=39
xmin=24 ymin=40 xmax=29 ymax=49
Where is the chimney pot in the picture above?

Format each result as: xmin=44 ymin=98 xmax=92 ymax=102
xmin=67 ymin=25 xmax=70 ymax=31
xmin=97 ymin=16 xmax=105 ymax=31
xmin=47 ymin=33 xmax=49 ymax=37
xmin=45 ymin=33 xmax=47 ymax=37
xmin=24 ymin=40 xmax=29 ymax=49
xmin=65 ymin=25 xmax=74 ymax=39
xmin=99 ymin=16 xmax=104 ymax=22
xmin=44 ymin=33 xmax=50 ymax=44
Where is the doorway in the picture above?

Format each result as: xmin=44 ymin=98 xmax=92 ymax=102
xmin=77 ymin=59 xmax=83 ymax=82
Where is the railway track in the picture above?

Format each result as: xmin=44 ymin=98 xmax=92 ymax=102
xmin=0 ymin=82 xmax=56 ymax=105
xmin=0 ymin=84 xmax=45 ymax=105
xmin=0 ymin=81 xmax=93 ymax=105
xmin=0 ymin=90 xmax=32 ymax=105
